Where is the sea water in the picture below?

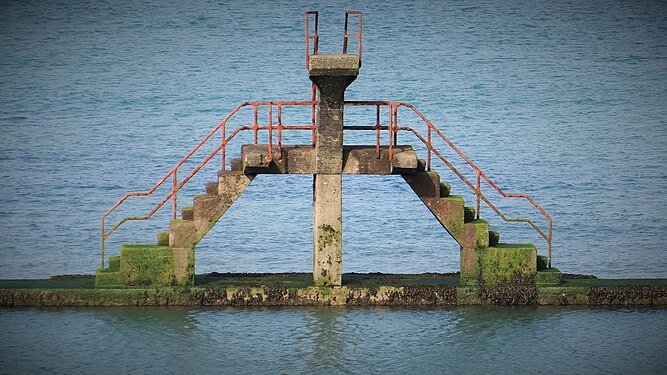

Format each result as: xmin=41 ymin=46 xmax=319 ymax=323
xmin=0 ymin=0 xmax=666 ymax=373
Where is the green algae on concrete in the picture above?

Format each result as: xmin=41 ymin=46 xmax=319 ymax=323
xmin=536 ymin=268 xmax=563 ymax=286
xmin=478 ymin=244 xmax=537 ymax=286
xmin=95 ymin=269 xmax=123 ymax=288
xmin=2 ymin=273 xmax=667 ymax=307
xmin=120 ymin=244 xmax=175 ymax=286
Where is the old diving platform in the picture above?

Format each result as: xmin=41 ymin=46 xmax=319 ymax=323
xmin=97 ymin=11 xmax=553 ymax=288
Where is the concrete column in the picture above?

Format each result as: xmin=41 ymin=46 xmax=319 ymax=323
xmin=308 ymin=54 xmax=359 ymax=286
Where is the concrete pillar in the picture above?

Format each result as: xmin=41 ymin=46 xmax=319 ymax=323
xmin=308 ymin=54 xmax=359 ymax=286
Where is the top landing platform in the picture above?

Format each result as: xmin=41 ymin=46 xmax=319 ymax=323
xmin=234 ymin=144 xmax=420 ymax=175
xmin=308 ymin=54 xmax=360 ymax=77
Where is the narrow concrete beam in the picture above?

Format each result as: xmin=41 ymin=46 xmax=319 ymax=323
xmin=240 ymin=144 xmax=419 ymax=175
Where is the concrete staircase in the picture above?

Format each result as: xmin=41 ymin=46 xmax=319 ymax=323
xmin=96 ymin=171 xmax=254 ymax=287
xmin=96 ymin=146 xmax=549 ymax=288
xmin=403 ymin=160 xmax=539 ymax=286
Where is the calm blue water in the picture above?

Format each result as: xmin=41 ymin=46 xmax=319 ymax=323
xmin=0 ymin=306 xmax=666 ymax=374
xmin=1 ymin=0 xmax=666 ymax=372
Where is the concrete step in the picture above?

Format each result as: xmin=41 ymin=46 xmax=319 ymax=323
xmin=462 ymin=219 xmax=489 ymax=248
xmin=163 ymin=171 xmax=255 ymax=248
xmin=464 ymin=206 xmax=476 ymax=223
xmin=461 ymin=242 xmax=537 ymax=286
xmin=403 ymin=171 xmax=441 ymax=198
xmin=95 ymin=269 xmax=122 ymax=288
xmin=169 ymin=219 xmax=197 ymax=248
xmin=440 ymin=182 xmax=451 ymax=197
xmin=489 ymin=230 xmax=500 ymax=247
xmin=157 ymin=231 xmax=170 ymax=246
xmin=205 ymin=182 xmax=219 ymax=195
xmin=108 ymin=256 xmax=121 ymax=271
xmin=181 ymin=206 xmax=194 ymax=221
xmin=417 ymin=159 xmax=427 ymax=172
xmin=230 ymin=157 xmax=243 ymax=172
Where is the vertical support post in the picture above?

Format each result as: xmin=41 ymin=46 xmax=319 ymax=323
xmin=221 ymin=125 xmax=226 ymax=170
xmin=375 ymin=104 xmax=381 ymax=159
xmin=393 ymin=105 xmax=398 ymax=146
xmin=278 ymin=104 xmax=283 ymax=160
xmin=388 ymin=104 xmax=393 ymax=161
xmin=308 ymin=53 xmax=359 ymax=287
xmin=268 ymin=103 xmax=273 ymax=162
xmin=475 ymin=170 xmax=481 ymax=220
xmin=253 ymin=104 xmax=259 ymax=144
xmin=101 ymin=226 xmax=105 ymax=268
xmin=427 ymin=125 xmax=432 ymax=171
xmin=548 ymin=223 xmax=553 ymax=268
xmin=172 ymin=169 xmax=178 ymax=220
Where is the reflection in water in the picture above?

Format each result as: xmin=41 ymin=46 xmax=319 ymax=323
xmin=298 ymin=307 xmax=351 ymax=372
xmin=1 ymin=307 xmax=666 ymax=374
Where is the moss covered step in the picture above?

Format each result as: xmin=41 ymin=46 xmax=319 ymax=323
xmin=108 ymin=256 xmax=121 ymax=271
xmin=95 ymin=268 xmax=123 ymax=288
xmin=478 ymin=243 xmax=537 ymax=286
xmin=537 ymin=268 xmax=562 ymax=286
xmin=120 ymin=244 xmax=176 ymax=286
xmin=157 ymin=231 xmax=169 ymax=246
xmin=489 ymin=230 xmax=500 ymax=247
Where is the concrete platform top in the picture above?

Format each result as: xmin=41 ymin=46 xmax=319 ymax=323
xmin=239 ymin=144 xmax=419 ymax=175
xmin=308 ymin=54 xmax=360 ymax=77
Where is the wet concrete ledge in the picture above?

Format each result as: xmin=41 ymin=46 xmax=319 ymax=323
xmin=1 ymin=273 xmax=666 ymax=307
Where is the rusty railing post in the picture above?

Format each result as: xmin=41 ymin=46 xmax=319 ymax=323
xmin=427 ymin=125 xmax=432 ymax=171
xmin=475 ymin=169 xmax=481 ymax=220
xmin=253 ymin=103 xmax=259 ymax=144
xmin=375 ymin=104 xmax=381 ymax=159
xmin=172 ymin=169 xmax=178 ymax=220
xmin=268 ymin=103 xmax=273 ymax=162
xmin=277 ymin=104 xmax=283 ymax=159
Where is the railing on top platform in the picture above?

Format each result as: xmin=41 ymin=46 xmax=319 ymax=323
xmin=100 ymin=100 xmax=553 ymax=269
xmin=305 ymin=10 xmax=362 ymax=67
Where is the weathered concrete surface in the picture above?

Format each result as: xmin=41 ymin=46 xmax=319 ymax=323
xmin=241 ymin=144 xmax=419 ymax=174
xmin=309 ymin=54 xmax=359 ymax=174
xmin=342 ymin=145 xmax=418 ymax=174
xmin=308 ymin=54 xmax=360 ymax=77
xmin=242 ymin=144 xmax=316 ymax=174
xmin=308 ymin=54 xmax=359 ymax=287
xmin=168 ymin=171 xmax=255 ymax=250
xmin=4 ymin=273 xmax=667 ymax=306
xmin=313 ymin=174 xmax=343 ymax=286
xmin=403 ymin=173 xmax=539 ymax=286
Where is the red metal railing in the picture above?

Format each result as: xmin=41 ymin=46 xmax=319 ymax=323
xmin=305 ymin=11 xmax=319 ymax=69
xmin=343 ymin=10 xmax=362 ymax=64
xmin=100 ymin=101 xmax=316 ymax=268
xmin=101 ymin=99 xmax=553 ymax=269
xmin=305 ymin=10 xmax=363 ymax=66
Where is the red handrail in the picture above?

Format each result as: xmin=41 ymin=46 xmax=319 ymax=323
xmin=100 ymin=101 xmax=315 ymax=267
xmin=101 ymin=100 xmax=553 ymax=269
